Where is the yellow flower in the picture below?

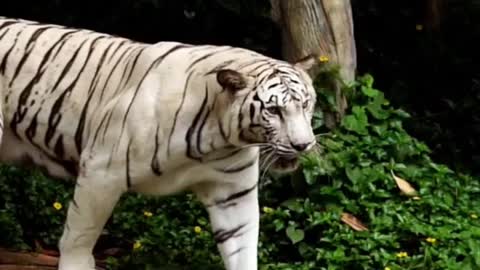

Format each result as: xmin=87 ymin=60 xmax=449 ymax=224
xmin=384 ymin=267 xmax=392 ymax=270
xmin=396 ymin=251 xmax=408 ymax=258
xmin=416 ymin=24 xmax=424 ymax=31
xmin=426 ymin=237 xmax=437 ymax=244
xmin=53 ymin=202 xmax=62 ymax=210
xmin=471 ymin=214 xmax=478 ymax=219
xmin=318 ymin=55 xmax=329 ymax=63
xmin=133 ymin=240 xmax=142 ymax=250
xmin=143 ymin=211 xmax=153 ymax=217
xmin=194 ymin=226 xmax=202 ymax=234
xmin=263 ymin=206 xmax=274 ymax=214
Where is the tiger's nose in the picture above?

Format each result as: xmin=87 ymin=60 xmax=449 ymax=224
xmin=291 ymin=142 xmax=313 ymax=152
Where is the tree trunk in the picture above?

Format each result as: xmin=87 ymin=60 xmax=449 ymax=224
xmin=270 ymin=0 xmax=357 ymax=128
xmin=426 ymin=0 xmax=443 ymax=31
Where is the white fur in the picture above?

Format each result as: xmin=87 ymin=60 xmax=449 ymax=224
xmin=0 ymin=17 xmax=317 ymax=270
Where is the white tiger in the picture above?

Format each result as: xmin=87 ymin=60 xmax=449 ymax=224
xmin=0 ymin=17 xmax=318 ymax=270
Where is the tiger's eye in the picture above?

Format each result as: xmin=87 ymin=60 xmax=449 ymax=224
xmin=302 ymin=100 xmax=309 ymax=109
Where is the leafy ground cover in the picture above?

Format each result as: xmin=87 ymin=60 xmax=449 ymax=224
xmin=1 ymin=73 xmax=479 ymax=270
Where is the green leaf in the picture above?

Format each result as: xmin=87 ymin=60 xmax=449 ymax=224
xmin=286 ymin=226 xmax=305 ymax=244
xmin=282 ymin=199 xmax=304 ymax=213
xmin=361 ymin=85 xmax=379 ymax=97
xmin=345 ymin=167 xmax=363 ymax=183
xmin=342 ymin=108 xmax=368 ymax=135
xmin=352 ymin=106 xmax=368 ymax=124
xmin=359 ymin=73 xmax=374 ymax=88
xmin=303 ymin=169 xmax=318 ymax=185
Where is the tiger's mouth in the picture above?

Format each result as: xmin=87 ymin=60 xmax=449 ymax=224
xmin=270 ymin=155 xmax=300 ymax=173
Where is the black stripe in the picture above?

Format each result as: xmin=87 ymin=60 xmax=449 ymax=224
xmin=54 ymin=135 xmax=65 ymax=158
xmin=0 ymin=28 xmax=23 ymax=75
xmin=17 ymin=110 xmax=78 ymax=176
xmin=218 ymin=119 xmax=229 ymax=142
xmin=45 ymin=36 xmax=103 ymax=147
xmin=106 ymin=39 xmax=128 ymax=64
xmin=126 ymin=138 xmax=133 ymax=188
xmin=185 ymin=47 xmax=233 ymax=72
xmin=72 ymin=197 xmax=79 ymax=211
xmin=49 ymin=38 xmax=90 ymax=93
xmin=236 ymin=59 xmax=268 ymax=71
xmin=0 ymin=20 xmax=18 ymax=31
xmin=122 ymin=47 xmax=146 ymax=89
xmin=195 ymin=92 xmax=211 ymax=155
xmin=44 ymin=91 xmax=65 ymax=146
xmin=25 ymin=109 xmax=40 ymax=142
xmin=213 ymin=223 xmax=247 ymax=244
xmin=97 ymin=42 xmax=133 ymax=102
xmin=117 ymin=46 xmax=144 ymax=90
xmin=65 ymin=222 xmax=70 ymax=232
xmin=0 ymin=28 xmax=10 ymax=41
xmin=186 ymin=88 xmax=209 ymax=160
xmin=88 ymin=42 xmax=116 ymax=96
xmin=249 ymin=103 xmax=256 ymax=123
xmin=8 ymin=26 xmax=51 ymax=87
xmin=228 ymin=247 xmax=246 ymax=257
xmin=254 ymin=65 xmax=275 ymax=78
xmin=237 ymin=94 xmax=250 ymax=129
xmin=252 ymin=92 xmax=265 ymax=110
xmin=50 ymin=30 xmax=83 ymax=59
xmin=167 ymin=70 xmax=194 ymax=156
xmin=151 ymin=124 xmax=162 ymax=176
xmin=109 ymin=45 xmax=142 ymax=98
xmin=118 ymin=44 xmax=190 ymax=145
xmin=74 ymin=39 xmax=115 ymax=154
xmin=214 ymin=183 xmax=258 ymax=206
xmin=9 ymin=31 xmax=77 ymax=137
xmin=102 ymin=110 xmax=115 ymax=145
xmin=218 ymin=158 xmax=257 ymax=173
xmin=197 ymin=108 xmax=210 ymax=155
xmin=90 ymin=110 xmax=111 ymax=148
xmin=249 ymin=62 xmax=272 ymax=74
xmin=11 ymin=30 xmax=76 ymax=134
xmin=206 ymin=60 xmax=235 ymax=75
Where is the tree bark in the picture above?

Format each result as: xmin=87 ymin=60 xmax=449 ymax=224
xmin=426 ymin=0 xmax=443 ymax=31
xmin=270 ymin=0 xmax=357 ymax=128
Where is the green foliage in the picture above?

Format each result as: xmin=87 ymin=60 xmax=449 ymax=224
xmin=352 ymin=0 xmax=480 ymax=176
xmin=0 ymin=166 xmax=71 ymax=249
xmin=1 ymin=73 xmax=479 ymax=270
xmin=257 ymin=73 xmax=480 ymax=269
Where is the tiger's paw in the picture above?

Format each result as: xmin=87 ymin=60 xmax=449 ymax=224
xmin=58 ymin=254 xmax=96 ymax=270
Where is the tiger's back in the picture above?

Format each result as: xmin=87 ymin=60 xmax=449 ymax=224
xmin=0 ymin=18 xmax=142 ymax=177
xmin=0 ymin=18 xmax=236 ymax=180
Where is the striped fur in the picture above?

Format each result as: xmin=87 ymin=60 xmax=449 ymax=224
xmin=0 ymin=17 xmax=317 ymax=270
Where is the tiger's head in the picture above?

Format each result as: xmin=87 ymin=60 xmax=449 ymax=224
xmin=215 ymin=55 xmax=319 ymax=173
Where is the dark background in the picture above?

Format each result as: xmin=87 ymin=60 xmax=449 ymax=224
xmin=2 ymin=0 xmax=479 ymax=175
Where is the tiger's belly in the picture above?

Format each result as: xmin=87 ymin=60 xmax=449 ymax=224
xmin=0 ymin=128 xmax=76 ymax=180
xmin=130 ymin=148 xmax=260 ymax=196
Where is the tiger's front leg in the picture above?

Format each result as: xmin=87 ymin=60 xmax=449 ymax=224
xmin=58 ymin=167 xmax=125 ymax=270
xmin=194 ymin=168 xmax=260 ymax=270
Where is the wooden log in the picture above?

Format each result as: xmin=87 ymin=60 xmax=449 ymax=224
xmin=0 ymin=249 xmax=58 ymax=266
xmin=270 ymin=0 xmax=357 ymax=128
xmin=0 ymin=265 xmax=56 ymax=270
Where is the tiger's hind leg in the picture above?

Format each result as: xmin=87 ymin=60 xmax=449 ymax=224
xmin=58 ymin=157 xmax=125 ymax=270
xmin=0 ymin=107 xmax=3 ymax=148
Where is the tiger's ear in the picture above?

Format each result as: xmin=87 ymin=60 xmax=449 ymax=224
xmin=293 ymin=54 xmax=321 ymax=72
xmin=217 ymin=69 xmax=247 ymax=92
